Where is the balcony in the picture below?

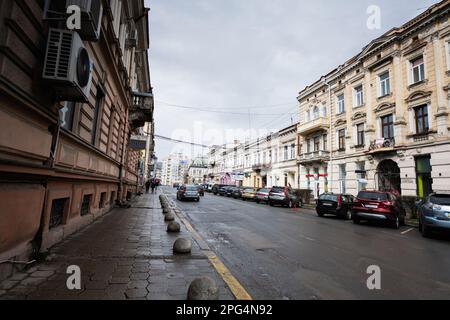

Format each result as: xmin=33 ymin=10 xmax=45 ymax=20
xmin=367 ymin=137 xmax=395 ymax=154
xmin=297 ymin=150 xmax=330 ymax=164
xmin=298 ymin=117 xmax=329 ymax=136
xmin=252 ymin=164 xmax=270 ymax=171
xmin=129 ymin=92 xmax=154 ymax=129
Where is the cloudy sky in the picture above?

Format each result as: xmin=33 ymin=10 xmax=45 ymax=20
xmin=145 ymin=0 xmax=440 ymax=160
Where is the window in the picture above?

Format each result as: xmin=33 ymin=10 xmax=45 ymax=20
xmin=283 ymin=146 xmax=288 ymax=160
xmin=338 ymin=129 xmax=346 ymax=150
xmin=379 ymin=71 xmax=390 ymax=97
xmin=381 ymin=114 xmax=394 ymax=139
xmin=414 ymin=105 xmax=429 ymax=134
xmin=337 ymin=94 xmax=345 ymax=114
xmin=313 ymin=106 xmax=320 ymax=119
xmin=49 ymin=198 xmax=68 ymax=229
xmin=415 ymin=156 xmax=432 ymax=198
xmin=306 ymin=139 xmax=311 ymax=153
xmin=354 ymin=85 xmax=364 ymax=107
xmin=314 ymin=136 xmax=320 ymax=152
xmin=356 ymin=123 xmax=365 ymax=146
xmin=290 ymin=144 xmax=295 ymax=159
xmin=323 ymin=134 xmax=328 ymax=151
xmin=356 ymin=162 xmax=367 ymax=192
xmin=92 ymin=85 xmax=105 ymax=145
xmin=411 ymin=56 xmax=425 ymax=84
xmin=59 ymin=101 xmax=76 ymax=130
xmin=81 ymin=194 xmax=92 ymax=216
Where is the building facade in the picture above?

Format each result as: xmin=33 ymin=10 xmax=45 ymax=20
xmin=160 ymin=153 xmax=189 ymax=186
xmin=0 ymin=0 xmax=153 ymax=280
xmin=185 ymin=157 xmax=208 ymax=184
xmin=297 ymin=0 xmax=450 ymax=198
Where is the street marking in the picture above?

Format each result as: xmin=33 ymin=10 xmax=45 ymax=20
xmin=167 ymin=192 xmax=253 ymax=300
xmin=401 ymin=228 xmax=414 ymax=235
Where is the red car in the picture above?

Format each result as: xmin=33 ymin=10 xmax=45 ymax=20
xmin=351 ymin=190 xmax=406 ymax=229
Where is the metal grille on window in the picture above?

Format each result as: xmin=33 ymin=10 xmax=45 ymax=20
xmin=81 ymin=194 xmax=92 ymax=216
xmin=49 ymin=198 xmax=68 ymax=229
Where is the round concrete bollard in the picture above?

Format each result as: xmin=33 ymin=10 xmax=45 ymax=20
xmin=162 ymin=207 xmax=171 ymax=214
xmin=187 ymin=276 xmax=219 ymax=300
xmin=173 ymin=238 xmax=192 ymax=254
xmin=164 ymin=213 xmax=175 ymax=222
xmin=167 ymin=221 xmax=181 ymax=233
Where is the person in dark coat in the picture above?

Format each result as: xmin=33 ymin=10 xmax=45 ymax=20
xmin=145 ymin=180 xmax=151 ymax=193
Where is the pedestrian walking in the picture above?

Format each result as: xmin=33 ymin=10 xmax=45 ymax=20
xmin=151 ymin=179 xmax=156 ymax=194
xmin=145 ymin=180 xmax=151 ymax=193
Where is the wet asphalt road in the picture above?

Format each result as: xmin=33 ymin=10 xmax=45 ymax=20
xmin=165 ymin=187 xmax=450 ymax=300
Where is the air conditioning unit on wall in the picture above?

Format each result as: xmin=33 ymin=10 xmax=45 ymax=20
xmin=44 ymin=0 xmax=103 ymax=41
xmin=42 ymin=28 xmax=93 ymax=102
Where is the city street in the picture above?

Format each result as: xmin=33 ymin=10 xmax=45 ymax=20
xmin=166 ymin=187 xmax=450 ymax=300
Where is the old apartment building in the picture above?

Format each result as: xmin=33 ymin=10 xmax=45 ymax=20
xmin=297 ymin=0 xmax=450 ymax=198
xmin=0 ymin=0 xmax=153 ymax=279
xmin=207 ymin=124 xmax=300 ymax=189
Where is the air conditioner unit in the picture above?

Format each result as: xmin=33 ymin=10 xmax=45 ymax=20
xmin=44 ymin=0 xmax=103 ymax=41
xmin=42 ymin=28 xmax=93 ymax=103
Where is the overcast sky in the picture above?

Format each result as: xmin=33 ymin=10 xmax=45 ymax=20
xmin=145 ymin=0 xmax=440 ymax=161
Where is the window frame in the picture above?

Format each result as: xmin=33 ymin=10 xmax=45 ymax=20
xmin=381 ymin=114 xmax=394 ymax=139
xmin=356 ymin=123 xmax=365 ymax=146
xmin=378 ymin=71 xmax=391 ymax=97
xmin=414 ymin=104 xmax=429 ymax=134
xmin=338 ymin=129 xmax=346 ymax=150
xmin=337 ymin=94 xmax=345 ymax=114
xmin=410 ymin=56 xmax=425 ymax=84
xmin=353 ymin=85 xmax=364 ymax=107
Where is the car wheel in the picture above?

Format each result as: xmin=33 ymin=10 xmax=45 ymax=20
xmin=288 ymin=200 xmax=294 ymax=208
xmin=392 ymin=216 xmax=400 ymax=229
xmin=353 ymin=216 xmax=361 ymax=224
xmin=421 ymin=222 xmax=431 ymax=238
xmin=317 ymin=211 xmax=324 ymax=217
xmin=242 ymin=198 xmax=245 ymax=201
xmin=255 ymin=200 xmax=260 ymax=204
xmin=269 ymin=202 xmax=274 ymax=206
xmin=344 ymin=209 xmax=352 ymax=220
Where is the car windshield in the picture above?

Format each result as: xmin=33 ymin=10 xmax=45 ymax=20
xmin=244 ymin=188 xmax=254 ymax=192
xmin=357 ymin=191 xmax=388 ymax=201
xmin=320 ymin=194 xmax=338 ymax=201
xmin=430 ymin=194 xmax=450 ymax=206
xmin=186 ymin=186 xmax=198 ymax=191
xmin=271 ymin=187 xmax=285 ymax=193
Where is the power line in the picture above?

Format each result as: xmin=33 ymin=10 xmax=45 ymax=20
xmin=156 ymin=100 xmax=295 ymax=110
xmin=154 ymin=134 xmax=210 ymax=148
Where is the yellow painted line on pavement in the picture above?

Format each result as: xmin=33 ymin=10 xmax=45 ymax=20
xmin=170 ymin=201 xmax=253 ymax=300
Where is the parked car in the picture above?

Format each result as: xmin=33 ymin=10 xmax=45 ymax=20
xmin=231 ymin=187 xmax=244 ymax=199
xmin=316 ymin=193 xmax=354 ymax=220
xmin=212 ymin=184 xmax=226 ymax=195
xmin=218 ymin=185 xmax=229 ymax=196
xmin=255 ymin=188 xmax=271 ymax=204
xmin=205 ymin=184 xmax=214 ymax=193
xmin=268 ymin=186 xmax=302 ymax=208
xmin=225 ymin=186 xmax=237 ymax=197
xmin=241 ymin=188 xmax=257 ymax=201
xmin=417 ymin=193 xmax=450 ymax=237
xmin=197 ymin=185 xmax=205 ymax=196
xmin=351 ymin=190 xmax=405 ymax=229
xmin=176 ymin=185 xmax=200 ymax=202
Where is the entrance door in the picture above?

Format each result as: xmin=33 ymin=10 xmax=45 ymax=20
xmin=377 ymin=159 xmax=401 ymax=194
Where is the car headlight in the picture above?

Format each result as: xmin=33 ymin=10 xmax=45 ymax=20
xmin=432 ymin=204 xmax=442 ymax=211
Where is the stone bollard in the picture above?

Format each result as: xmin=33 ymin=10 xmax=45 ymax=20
xmin=162 ymin=207 xmax=171 ymax=214
xmin=167 ymin=221 xmax=181 ymax=233
xmin=164 ymin=213 xmax=175 ymax=221
xmin=173 ymin=238 xmax=191 ymax=254
xmin=187 ymin=276 xmax=219 ymax=300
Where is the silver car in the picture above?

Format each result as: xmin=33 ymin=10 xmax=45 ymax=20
xmin=177 ymin=185 xmax=200 ymax=202
xmin=418 ymin=193 xmax=450 ymax=237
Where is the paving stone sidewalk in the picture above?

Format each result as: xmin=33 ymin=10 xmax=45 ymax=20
xmin=0 ymin=191 xmax=234 ymax=300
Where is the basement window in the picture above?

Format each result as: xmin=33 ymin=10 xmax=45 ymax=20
xmin=49 ymin=198 xmax=68 ymax=229
xmin=81 ymin=194 xmax=92 ymax=216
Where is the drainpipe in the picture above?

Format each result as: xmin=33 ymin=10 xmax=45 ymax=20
xmin=323 ymin=77 xmax=333 ymax=193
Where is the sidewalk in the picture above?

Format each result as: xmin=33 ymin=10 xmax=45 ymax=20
xmin=0 ymin=191 xmax=234 ymax=300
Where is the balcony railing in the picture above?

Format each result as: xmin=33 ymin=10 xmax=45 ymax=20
xmin=298 ymin=117 xmax=329 ymax=136
xmin=297 ymin=150 xmax=330 ymax=164
xmin=129 ymin=92 xmax=154 ymax=129
xmin=368 ymin=137 xmax=395 ymax=153
xmin=252 ymin=164 xmax=270 ymax=171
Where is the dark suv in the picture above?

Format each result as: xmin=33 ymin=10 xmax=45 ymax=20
xmin=316 ymin=193 xmax=354 ymax=220
xmin=268 ymin=186 xmax=302 ymax=208
xmin=351 ymin=190 xmax=406 ymax=229
xmin=212 ymin=184 xmax=226 ymax=195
